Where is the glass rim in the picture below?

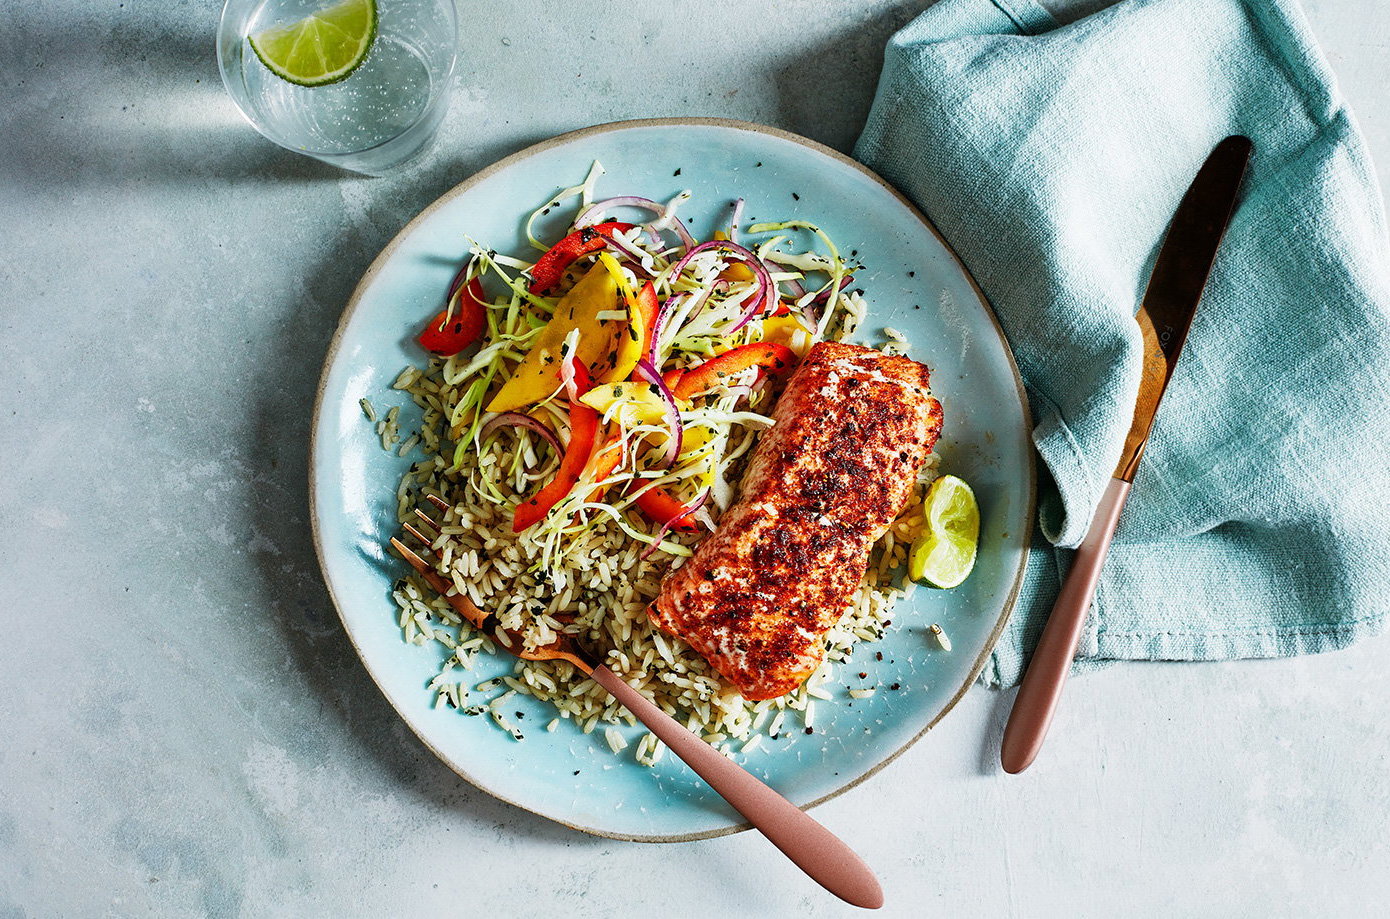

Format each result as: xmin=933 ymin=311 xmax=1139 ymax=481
xmin=215 ymin=0 xmax=459 ymax=161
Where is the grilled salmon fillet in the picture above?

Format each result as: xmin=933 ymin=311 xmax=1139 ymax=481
xmin=650 ymin=341 xmax=944 ymax=700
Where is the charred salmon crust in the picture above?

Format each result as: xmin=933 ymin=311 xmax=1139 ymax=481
xmin=650 ymin=341 xmax=944 ymax=700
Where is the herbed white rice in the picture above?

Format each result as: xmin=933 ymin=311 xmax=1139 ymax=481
xmin=381 ymin=344 xmax=939 ymax=764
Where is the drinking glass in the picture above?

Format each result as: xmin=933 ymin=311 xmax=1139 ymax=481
xmin=217 ymin=0 xmax=458 ymax=175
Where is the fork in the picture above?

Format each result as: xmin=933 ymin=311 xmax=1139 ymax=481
xmin=392 ymin=495 xmax=884 ymax=910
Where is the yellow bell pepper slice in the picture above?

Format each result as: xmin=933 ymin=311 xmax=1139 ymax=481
xmin=711 ymin=230 xmax=756 ymax=283
xmin=578 ymin=381 xmax=669 ymax=428
xmin=680 ymin=423 xmax=718 ymax=491
xmin=486 ymin=262 xmax=619 ymax=413
xmin=760 ymin=314 xmax=814 ymax=357
xmin=596 ymin=253 xmax=646 ymax=384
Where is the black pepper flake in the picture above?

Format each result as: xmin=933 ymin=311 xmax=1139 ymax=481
xmin=573 ymin=770 xmax=581 ymax=775
xmin=804 ymin=727 xmax=814 ymax=735
xmin=858 ymin=672 xmax=867 ymax=679
xmin=515 ymin=711 xmax=525 ymax=719
xmin=907 ymin=271 xmax=916 ymax=278
xmin=913 ymin=305 xmax=921 ymax=310
xmin=791 ymin=192 xmax=800 ymax=201
xmin=673 ymin=167 xmax=682 ymax=176
xmin=890 ymin=683 xmax=901 ymax=691
xmin=875 ymin=651 xmax=883 ymax=661
xmin=755 ymin=161 xmax=762 ymax=167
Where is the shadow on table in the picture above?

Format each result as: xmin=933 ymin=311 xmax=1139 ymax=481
xmin=976 ymin=686 xmax=1016 ymax=775
xmin=0 ymin=7 xmax=355 ymax=188
xmin=770 ymin=0 xmax=928 ymax=154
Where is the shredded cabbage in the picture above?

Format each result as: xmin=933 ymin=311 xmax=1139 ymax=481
xmin=425 ymin=168 xmax=866 ymax=556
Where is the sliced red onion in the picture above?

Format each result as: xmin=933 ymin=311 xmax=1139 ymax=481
xmin=763 ymin=255 xmax=808 ymax=299
xmin=661 ymin=214 xmax=698 ymax=251
xmin=634 ymin=358 xmax=683 ymax=469
xmin=728 ymin=285 xmax=777 ymax=333
xmin=603 ymin=238 xmax=655 ymax=279
xmin=569 ymin=194 xmax=667 ymax=247
xmin=639 ymin=488 xmax=711 ymax=560
xmin=642 ymin=282 xmax=723 ymax=372
xmin=668 ymin=240 xmax=774 ymax=334
xmin=480 ymin=412 xmax=562 ymax=454
xmin=727 ymin=198 xmax=745 ymax=245
xmin=575 ymin=196 xmax=665 ymax=229
xmin=687 ymin=280 xmax=726 ymax=326
xmin=811 ymin=273 xmax=855 ymax=306
xmin=645 ymin=292 xmax=682 ymax=368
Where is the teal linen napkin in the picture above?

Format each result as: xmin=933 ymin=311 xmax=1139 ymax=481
xmin=855 ymin=0 xmax=1390 ymax=686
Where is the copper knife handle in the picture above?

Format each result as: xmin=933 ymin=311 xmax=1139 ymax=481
xmin=1000 ymin=477 xmax=1131 ymax=774
xmin=588 ymin=665 xmax=885 ymax=910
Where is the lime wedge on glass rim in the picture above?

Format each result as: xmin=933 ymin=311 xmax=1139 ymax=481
xmin=248 ymin=0 xmax=378 ymax=87
xmin=909 ymin=474 xmax=980 ymax=589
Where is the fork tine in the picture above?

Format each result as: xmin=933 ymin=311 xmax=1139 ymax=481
xmin=390 ymin=537 xmax=489 ymax=630
xmin=401 ymin=521 xmax=433 ymax=548
xmin=391 ymin=494 xmax=584 ymax=661
xmin=390 ymin=537 xmax=434 ymax=577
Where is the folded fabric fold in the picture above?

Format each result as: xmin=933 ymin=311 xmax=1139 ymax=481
xmin=855 ymin=0 xmax=1390 ymax=686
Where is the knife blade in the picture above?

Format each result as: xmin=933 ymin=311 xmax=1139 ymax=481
xmin=1115 ymin=134 xmax=1254 ymax=481
xmin=1000 ymin=135 xmax=1253 ymax=774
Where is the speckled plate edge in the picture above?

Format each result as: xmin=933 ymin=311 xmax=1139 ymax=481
xmin=309 ymin=117 xmax=1036 ymax=842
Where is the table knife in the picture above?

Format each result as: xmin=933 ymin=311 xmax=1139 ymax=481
xmin=1000 ymin=135 xmax=1254 ymax=774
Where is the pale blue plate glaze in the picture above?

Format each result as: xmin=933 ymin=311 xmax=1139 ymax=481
xmin=310 ymin=119 xmax=1035 ymax=841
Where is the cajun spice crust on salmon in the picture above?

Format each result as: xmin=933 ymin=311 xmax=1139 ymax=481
xmin=650 ymin=341 xmax=944 ymax=700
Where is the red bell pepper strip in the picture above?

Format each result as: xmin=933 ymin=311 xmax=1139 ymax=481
xmin=605 ymin=279 xmax=660 ymax=383
xmin=418 ymin=278 xmax=487 ymax=355
xmin=579 ymin=435 xmax=625 ymax=506
xmin=589 ymin=437 xmax=624 ymax=483
xmin=634 ymin=281 xmax=659 ymax=355
xmin=633 ymin=485 xmax=701 ymax=533
xmin=661 ymin=368 xmax=685 ymax=392
xmin=672 ymin=342 xmax=798 ymax=401
xmin=528 ymin=222 xmax=636 ymax=295
xmin=512 ymin=357 xmax=599 ymax=532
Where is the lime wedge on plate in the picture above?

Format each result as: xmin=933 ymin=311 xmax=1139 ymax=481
xmin=909 ymin=474 xmax=979 ymax=589
xmin=248 ymin=0 xmax=378 ymax=87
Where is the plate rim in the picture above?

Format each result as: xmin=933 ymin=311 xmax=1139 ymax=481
xmin=309 ymin=116 xmax=1037 ymax=842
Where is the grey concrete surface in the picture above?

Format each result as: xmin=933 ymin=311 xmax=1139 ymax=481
xmin=1 ymin=1 xmax=1387 ymax=916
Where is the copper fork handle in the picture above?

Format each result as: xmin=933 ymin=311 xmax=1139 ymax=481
xmin=588 ymin=666 xmax=884 ymax=910
xmin=1001 ymin=476 xmax=1132 ymax=774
